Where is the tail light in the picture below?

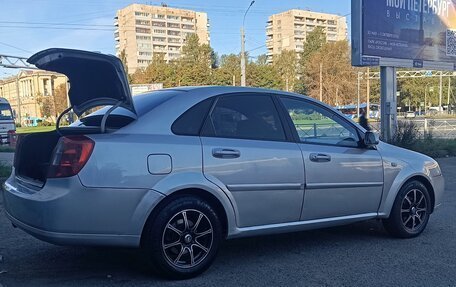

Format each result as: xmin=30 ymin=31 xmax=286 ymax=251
xmin=47 ymin=135 xmax=95 ymax=178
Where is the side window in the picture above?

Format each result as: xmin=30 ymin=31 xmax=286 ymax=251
xmin=281 ymin=97 xmax=360 ymax=147
xmin=202 ymin=94 xmax=286 ymax=141
xmin=171 ymin=98 xmax=214 ymax=136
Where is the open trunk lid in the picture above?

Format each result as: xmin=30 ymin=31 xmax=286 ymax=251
xmin=27 ymin=48 xmax=136 ymax=117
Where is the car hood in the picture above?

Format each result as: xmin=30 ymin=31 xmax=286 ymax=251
xmin=28 ymin=48 xmax=136 ymax=117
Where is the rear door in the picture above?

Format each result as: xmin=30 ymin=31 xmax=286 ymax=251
xmin=201 ymin=93 xmax=305 ymax=228
xmin=279 ymin=96 xmax=384 ymax=221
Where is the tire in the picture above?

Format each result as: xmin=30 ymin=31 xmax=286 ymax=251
xmin=143 ymin=196 xmax=222 ymax=279
xmin=383 ymin=180 xmax=432 ymax=238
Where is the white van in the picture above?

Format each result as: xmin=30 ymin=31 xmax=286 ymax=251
xmin=0 ymin=98 xmax=16 ymax=144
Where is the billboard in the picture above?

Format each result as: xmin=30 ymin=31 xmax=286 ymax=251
xmin=130 ymin=83 xmax=163 ymax=96
xmin=352 ymin=0 xmax=456 ymax=70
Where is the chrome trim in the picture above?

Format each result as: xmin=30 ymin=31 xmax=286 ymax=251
xmin=305 ymin=182 xmax=383 ymax=190
xmin=227 ymin=183 xmax=303 ymax=192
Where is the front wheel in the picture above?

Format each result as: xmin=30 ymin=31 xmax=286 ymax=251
xmin=383 ymin=180 xmax=431 ymax=238
xmin=143 ymin=196 xmax=222 ymax=279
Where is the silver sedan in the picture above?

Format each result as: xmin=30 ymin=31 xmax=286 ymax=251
xmin=2 ymin=49 xmax=445 ymax=279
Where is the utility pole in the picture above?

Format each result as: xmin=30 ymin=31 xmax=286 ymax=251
xmin=366 ymin=67 xmax=370 ymax=117
xmin=439 ymin=71 xmax=443 ymax=112
xmin=357 ymin=72 xmax=361 ymax=118
xmin=319 ymin=63 xmax=323 ymax=102
xmin=448 ymin=77 xmax=451 ymax=113
xmin=15 ymin=75 xmax=22 ymax=125
xmin=240 ymin=1 xmax=255 ymax=87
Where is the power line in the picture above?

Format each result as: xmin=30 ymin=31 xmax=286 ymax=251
xmin=0 ymin=41 xmax=32 ymax=54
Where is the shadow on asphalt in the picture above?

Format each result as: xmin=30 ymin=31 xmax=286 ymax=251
xmin=4 ymin=219 xmax=389 ymax=281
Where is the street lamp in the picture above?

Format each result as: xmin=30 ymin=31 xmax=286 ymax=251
xmin=241 ymin=0 xmax=255 ymax=87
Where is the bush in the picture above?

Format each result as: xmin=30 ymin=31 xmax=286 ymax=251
xmin=391 ymin=120 xmax=420 ymax=149
xmin=388 ymin=120 xmax=456 ymax=158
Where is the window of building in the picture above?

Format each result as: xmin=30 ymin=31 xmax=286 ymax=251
xmin=152 ymin=21 xmax=166 ymax=27
xmin=202 ymin=94 xmax=286 ymax=142
xmin=168 ymin=37 xmax=181 ymax=43
xmin=136 ymin=27 xmax=151 ymax=34
xmin=152 ymin=37 xmax=166 ymax=42
xmin=281 ymin=97 xmax=359 ymax=147
xmin=167 ymin=30 xmax=181 ymax=36
xmin=181 ymin=24 xmax=194 ymax=30
xmin=167 ymin=22 xmax=180 ymax=28
xmin=42 ymin=79 xmax=50 ymax=96
xmin=153 ymin=29 xmax=166 ymax=34
xmin=167 ymin=15 xmax=180 ymax=20
xmin=136 ymin=19 xmax=150 ymax=25
xmin=136 ymin=35 xmax=151 ymax=41
xmin=135 ymin=12 xmax=149 ymax=17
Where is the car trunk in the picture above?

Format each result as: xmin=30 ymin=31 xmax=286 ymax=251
xmin=14 ymin=48 xmax=138 ymax=188
xmin=13 ymin=128 xmax=100 ymax=187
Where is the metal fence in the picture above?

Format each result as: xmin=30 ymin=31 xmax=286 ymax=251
xmin=370 ymin=119 xmax=456 ymax=139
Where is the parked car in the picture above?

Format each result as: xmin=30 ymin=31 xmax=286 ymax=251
xmin=0 ymin=97 xmax=16 ymax=144
xmin=2 ymin=49 xmax=445 ymax=279
xmin=405 ymin=111 xmax=416 ymax=118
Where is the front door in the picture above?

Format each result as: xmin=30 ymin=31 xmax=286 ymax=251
xmin=279 ymin=97 xmax=384 ymax=221
xmin=201 ymin=94 xmax=304 ymax=227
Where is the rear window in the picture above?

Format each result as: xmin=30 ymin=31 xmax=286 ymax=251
xmin=78 ymin=90 xmax=179 ymax=128
xmin=0 ymin=104 xmax=13 ymax=120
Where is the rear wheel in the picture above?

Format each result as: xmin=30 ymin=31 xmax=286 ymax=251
xmin=383 ymin=180 xmax=431 ymax=238
xmin=143 ymin=196 xmax=222 ymax=279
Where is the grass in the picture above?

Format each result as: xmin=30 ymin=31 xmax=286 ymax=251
xmin=410 ymin=138 xmax=456 ymax=158
xmin=0 ymin=146 xmax=15 ymax=152
xmin=16 ymin=126 xmax=55 ymax=134
xmin=0 ymin=164 xmax=12 ymax=178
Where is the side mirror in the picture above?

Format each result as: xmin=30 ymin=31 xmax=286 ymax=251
xmin=364 ymin=131 xmax=379 ymax=147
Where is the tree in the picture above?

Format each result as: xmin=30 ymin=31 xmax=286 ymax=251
xmin=53 ymin=83 xmax=69 ymax=116
xmin=119 ymin=49 xmax=131 ymax=83
xmin=273 ymin=50 xmax=298 ymax=91
xmin=178 ymin=34 xmax=214 ymax=86
xmin=303 ymin=40 xmax=356 ymax=106
xmin=247 ymin=57 xmax=282 ymax=89
xmin=36 ymin=92 xmax=54 ymax=120
xmin=299 ymin=27 xmax=326 ymax=68
xmin=212 ymin=54 xmax=241 ymax=86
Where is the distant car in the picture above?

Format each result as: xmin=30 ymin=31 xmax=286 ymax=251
xmin=0 ymin=98 xmax=16 ymax=144
xmin=2 ymin=49 xmax=445 ymax=279
xmin=405 ymin=111 xmax=416 ymax=118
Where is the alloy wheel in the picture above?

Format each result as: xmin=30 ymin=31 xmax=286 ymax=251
xmin=400 ymin=189 xmax=428 ymax=232
xmin=161 ymin=209 xmax=213 ymax=269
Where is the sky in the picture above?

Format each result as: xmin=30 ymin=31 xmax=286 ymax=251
xmin=0 ymin=0 xmax=351 ymax=77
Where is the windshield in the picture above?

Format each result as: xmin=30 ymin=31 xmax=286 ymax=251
xmin=0 ymin=103 xmax=13 ymax=120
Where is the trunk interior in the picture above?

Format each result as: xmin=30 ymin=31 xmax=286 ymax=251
xmin=14 ymin=127 xmax=100 ymax=187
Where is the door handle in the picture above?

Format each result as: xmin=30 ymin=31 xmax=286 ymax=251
xmin=212 ymin=148 xmax=241 ymax=159
xmin=309 ymin=153 xmax=331 ymax=162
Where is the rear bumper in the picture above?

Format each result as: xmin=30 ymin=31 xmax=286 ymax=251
xmin=2 ymin=172 xmax=164 ymax=247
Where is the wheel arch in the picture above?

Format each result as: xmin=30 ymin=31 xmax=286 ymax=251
xmin=140 ymin=188 xmax=230 ymax=247
xmin=380 ymin=173 xmax=436 ymax=218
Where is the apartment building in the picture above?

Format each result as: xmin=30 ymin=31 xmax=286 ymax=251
xmin=0 ymin=70 xmax=67 ymax=123
xmin=115 ymin=4 xmax=210 ymax=73
xmin=266 ymin=9 xmax=348 ymax=63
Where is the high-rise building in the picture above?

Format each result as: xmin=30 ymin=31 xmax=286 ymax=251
xmin=266 ymin=9 xmax=348 ymax=63
xmin=115 ymin=4 xmax=210 ymax=74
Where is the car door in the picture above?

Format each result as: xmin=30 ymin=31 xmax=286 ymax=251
xmin=279 ymin=96 xmax=384 ymax=221
xmin=201 ymin=93 xmax=305 ymax=228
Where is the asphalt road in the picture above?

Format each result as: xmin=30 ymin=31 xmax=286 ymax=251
xmin=0 ymin=158 xmax=455 ymax=287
